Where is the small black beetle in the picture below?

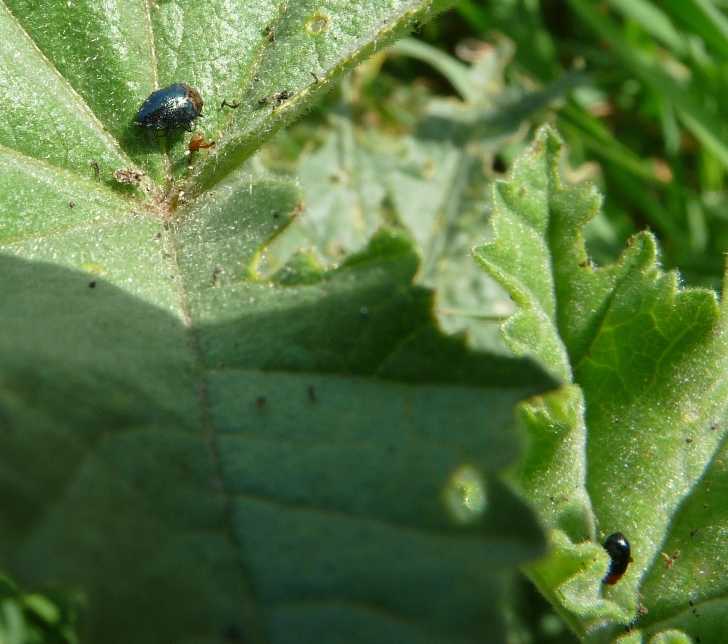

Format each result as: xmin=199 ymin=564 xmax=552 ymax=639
xmin=603 ymin=532 xmax=632 ymax=585
xmin=135 ymin=83 xmax=203 ymax=132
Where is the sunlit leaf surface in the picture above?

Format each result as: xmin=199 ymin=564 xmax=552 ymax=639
xmin=0 ymin=2 xmax=555 ymax=642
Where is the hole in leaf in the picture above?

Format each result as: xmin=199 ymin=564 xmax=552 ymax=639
xmin=306 ymin=12 xmax=330 ymax=36
xmin=443 ymin=464 xmax=488 ymax=525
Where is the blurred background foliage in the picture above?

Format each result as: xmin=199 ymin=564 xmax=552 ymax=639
xmin=451 ymin=0 xmax=728 ymax=289
xmin=263 ymin=0 xmax=728 ymax=294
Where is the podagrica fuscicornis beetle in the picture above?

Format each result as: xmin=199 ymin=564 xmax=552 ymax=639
xmin=135 ymin=83 xmax=203 ymax=133
xmin=602 ymin=532 xmax=632 ymax=585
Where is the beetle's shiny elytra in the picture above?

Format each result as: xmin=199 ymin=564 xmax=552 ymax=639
xmin=602 ymin=532 xmax=632 ymax=585
xmin=135 ymin=83 xmax=203 ymax=132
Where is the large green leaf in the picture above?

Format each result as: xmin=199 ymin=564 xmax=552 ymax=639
xmin=0 ymin=2 xmax=556 ymax=642
xmin=474 ymin=127 xmax=728 ymax=641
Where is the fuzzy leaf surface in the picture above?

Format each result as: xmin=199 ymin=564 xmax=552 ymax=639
xmin=0 ymin=2 xmax=555 ymax=643
xmin=474 ymin=127 xmax=728 ymax=641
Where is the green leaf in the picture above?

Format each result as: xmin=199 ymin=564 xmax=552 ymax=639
xmin=178 ymin=0 xmax=458 ymax=192
xmin=0 ymin=3 xmax=555 ymax=643
xmin=474 ymin=126 xmax=728 ymax=641
xmin=261 ymin=40 xmax=582 ymax=355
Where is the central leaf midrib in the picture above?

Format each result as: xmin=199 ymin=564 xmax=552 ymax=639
xmin=164 ymin=223 xmax=268 ymax=643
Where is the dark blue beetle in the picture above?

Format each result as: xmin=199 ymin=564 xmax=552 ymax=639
xmin=135 ymin=83 xmax=203 ymax=132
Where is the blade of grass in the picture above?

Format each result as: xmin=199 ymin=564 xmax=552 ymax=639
xmin=569 ymin=0 xmax=728 ymax=171
xmin=456 ymin=0 xmax=489 ymax=32
xmin=389 ymin=38 xmax=478 ymax=102
xmin=608 ymin=0 xmax=687 ymax=55
xmin=662 ymin=0 xmax=728 ymax=59
xmin=559 ymin=102 xmax=665 ymax=184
